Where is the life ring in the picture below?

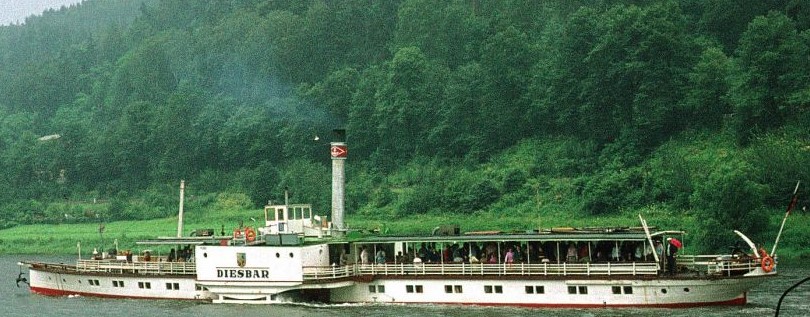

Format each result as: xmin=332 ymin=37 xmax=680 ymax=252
xmin=761 ymin=256 xmax=775 ymax=272
xmin=245 ymin=227 xmax=256 ymax=242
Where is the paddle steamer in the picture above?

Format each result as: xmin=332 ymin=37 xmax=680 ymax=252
xmin=19 ymin=139 xmax=783 ymax=307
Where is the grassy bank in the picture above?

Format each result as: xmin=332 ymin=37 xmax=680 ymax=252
xmin=3 ymin=205 xmax=808 ymax=261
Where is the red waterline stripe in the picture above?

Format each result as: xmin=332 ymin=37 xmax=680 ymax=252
xmin=342 ymin=295 xmax=747 ymax=308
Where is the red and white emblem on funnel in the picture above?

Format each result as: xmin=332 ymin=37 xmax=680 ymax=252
xmin=330 ymin=144 xmax=347 ymax=158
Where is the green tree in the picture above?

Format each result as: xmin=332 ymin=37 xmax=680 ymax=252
xmin=729 ymin=11 xmax=806 ymax=144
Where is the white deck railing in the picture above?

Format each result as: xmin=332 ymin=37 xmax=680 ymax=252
xmin=303 ymin=261 xmax=660 ymax=281
xmin=677 ymin=255 xmax=762 ymax=276
xmin=75 ymin=259 xmax=197 ymax=275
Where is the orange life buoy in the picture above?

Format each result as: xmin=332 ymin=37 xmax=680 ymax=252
xmin=761 ymin=255 xmax=775 ymax=272
xmin=245 ymin=227 xmax=256 ymax=242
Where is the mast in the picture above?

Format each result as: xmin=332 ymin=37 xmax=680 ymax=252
xmin=771 ymin=181 xmax=800 ymax=257
xmin=177 ymin=180 xmax=185 ymax=238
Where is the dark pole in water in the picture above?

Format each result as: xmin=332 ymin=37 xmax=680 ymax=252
xmin=775 ymin=276 xmax=810 ymax=316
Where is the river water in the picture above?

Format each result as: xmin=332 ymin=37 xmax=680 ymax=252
xmin=1 ymin=255 xmax=807 ymax=317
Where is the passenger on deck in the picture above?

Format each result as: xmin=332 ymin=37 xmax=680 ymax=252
xmin=168 ymin=248 xmax=176 ymax=262
xmin=578 ymin=243 xmax=590 ymax=262
xmin=514 ymin=245 xmax=524 ymax=263
xmin=339 ymin=249 xmax=348 ymax=266
xmin=666 ymin=238 xmax=679 ymax=275
xmin=452 ymin=246 xmax=464 ymax=263
xmin=470 ymin=243 xmax=480 ymax=261
xmin=360 ymin=246 xmax=369 ymax=265
xmin=535 ymin=244 xmax=546 ymax=261
xmin=566 ymin=243 xmax=577 ymax=262
xmin=375 ymin=248 xmax=386 ymax=264
xmin=504 ymin=248 xmax=514 ymax=266
xmin=611 ymin=243 xmax=620 ymax=262
xmin=442 ymin=245 xmax=451 ymax=263
xmin=413 ymin=254 xmax=423 ymax=267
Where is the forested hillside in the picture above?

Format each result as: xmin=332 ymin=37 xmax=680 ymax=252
xmin=1 ymin=0 xmax=809 ymax=253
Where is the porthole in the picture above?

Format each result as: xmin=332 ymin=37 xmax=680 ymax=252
xmin=683 ymin=288 xmax=690 ymax=292
xmin=203 ymin=253 xmax=208 ymax=258
xmin=289 ymin=252 xmax=294 ymax=258
xmin=661 ymin=288 xmax=668 ymax=294
xmin=276 ymin=253 xmax=280 ymax=258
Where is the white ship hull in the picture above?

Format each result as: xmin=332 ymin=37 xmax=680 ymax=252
xmin=24 ymin=262 xmax=211 ymax=300
xmin=328 ymin=275 xmax=770 ymax=307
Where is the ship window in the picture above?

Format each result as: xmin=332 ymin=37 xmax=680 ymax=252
xmin=113 ymin=281 xmax=118 ymax=287
xmin=612 ymin=286 xmax=621 ymax=294
xmin=661 ymin=288 xmax=668 ymax=294
xmin=166 ymin=282 xmax=180 ymax=290
xmin=525 ymin=286 xmax=534 ymax=294
xmin=88 ymin=279 xmax=100 ymax=286
xmin=369 ymin=285 xmax=377 ymax=293
xmin=683 ymin=288 xmax=690 ymax=293
xmin=454 ymin=285 xmax=463 ymax=293
xmin=535 ymin=286 xmax=544 ymax=294
xmin=406 ymin=284 xmax=423 ymax=293
xmin=485 ymin=285 xmax=493 ymax=293
xmin=445 ymin=285 xmax=453 ymax=293
xmin=289 ymin=252 xmax=294 ymax=258
xmin=568 ymin=286 xmax=577 ymax=294
xmin=377 ymin=285 xmax=385 ymax=293
xmin=494 ymin=285 xmax=502 ymax=293
xmin=624 ymin=286 xmax=633 ymax=294
xmin=112 ymin=280 xmax=124 ymax=288
xmin=579 ymin=286 xmax=588 ymax=294
xmin=138 ymin=282 xmax=151 ymax=289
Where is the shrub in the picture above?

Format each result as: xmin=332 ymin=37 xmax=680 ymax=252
xmin=690 ymin=159 xmax=767 ymax=252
